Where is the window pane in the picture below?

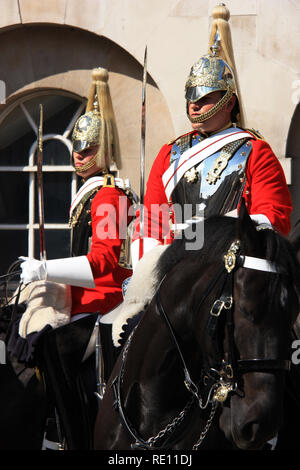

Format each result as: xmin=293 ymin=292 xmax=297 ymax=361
xmin=0 ymin=230 xmax=27 ymax=274
xmin=39 ymin=139 xmax=71 ymax=166
xmin=34 ymin=229 xmax=71 ymax=260
xmin=45 ymin=99 xmax=84 ymax=136
xmin=0 ymin=106 xmax=36 ymax=165
xmin=0 ymin=94 xmax=83 ymax=166
xmin=35 ymin=172 xmax=71 ymax=223
xmin=0 ymin=172 xmax=29 ymax=223
xmin=23 ymin=95 xmax=83 ymax=137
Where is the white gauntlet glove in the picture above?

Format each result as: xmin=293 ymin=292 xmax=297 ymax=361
xmin=19 ymin=256 xmax=95 ymax=288
xmin=19 ymin=257 xmax=47 ymax=284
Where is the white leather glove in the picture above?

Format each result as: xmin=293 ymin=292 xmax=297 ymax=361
xmin=19 ymin=256 xmax=95 ymax=288
xmin=19 ymin=257 xmax=47 ymax=284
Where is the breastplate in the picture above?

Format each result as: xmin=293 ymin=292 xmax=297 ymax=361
xmin=70 ymin=187 xmax=99 ymax=257
xmin=170 ymin=135 xmax=252 ymax=221
xmin=69 ymin=185 xmax=134 ymax=269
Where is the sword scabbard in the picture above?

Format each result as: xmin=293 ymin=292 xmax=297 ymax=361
xmin=37 ymin=104 xmax=46 ymax=261
xmin=139 ymin=46 xmax=147 ymax=259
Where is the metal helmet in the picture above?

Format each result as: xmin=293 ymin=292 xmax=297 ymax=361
xmin=72 ymin=67 xmax=121 ymax=174
xmin=185 ymin=4 xmax=244 ymax=127
xmin=72 ymin=110 xmax=101 ymax=153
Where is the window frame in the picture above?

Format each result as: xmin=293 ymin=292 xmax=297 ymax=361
xmin=0 ymin=91 xmax=86 ymax=259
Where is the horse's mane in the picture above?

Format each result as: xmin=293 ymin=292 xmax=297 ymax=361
xmin=259 ymin=226 xmax=299 ymax=277
xmin=156 ymin=215 xmax=300 ymax=285
xmin=289 ymin=219 xmax=300 ymax=257
xmin=156 ymin=216 xmax=237 ymax=281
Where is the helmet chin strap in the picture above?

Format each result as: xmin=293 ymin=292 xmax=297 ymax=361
xmin=188 ymin=88 xmax=233 ymax=124
xmin=74 ymin=153 xmax=98 ymax=174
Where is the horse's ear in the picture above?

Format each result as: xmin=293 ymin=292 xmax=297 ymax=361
xmin=237 ymin=198 xmax=258 ymax=246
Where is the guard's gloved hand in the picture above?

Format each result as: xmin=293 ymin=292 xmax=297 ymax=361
xmin=18 ymin=255 xmax=95 ymax=288
xmin=19 ymin=257 xmax=47 ymax=284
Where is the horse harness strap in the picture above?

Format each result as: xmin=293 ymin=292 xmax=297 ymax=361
xmin=156 ymin=287 xmax=199 ymax=397
xmin=155 ymin=269 xmax=237 ymax=405
xmin=156 ymin=267 xmax=227 ymax=398
xmin=111 ymin=330 xmax=156 ymax=449
xmin=111 ymin=269 xmax=228 ymax=451
xmin=210 ymin=240 xmax=291 ymax=374
xmin=156 ymin=240 xmax=291 ymax=405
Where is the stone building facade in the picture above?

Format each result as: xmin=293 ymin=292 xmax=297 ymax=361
xmin=0 ymin=0 xmax=299 ymax=273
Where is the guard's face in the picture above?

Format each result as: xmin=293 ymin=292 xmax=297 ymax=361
xmin=73 ymin=145 xmax=101 ymax=178
xmin=188 ymin=91 xmax=235 ymax=134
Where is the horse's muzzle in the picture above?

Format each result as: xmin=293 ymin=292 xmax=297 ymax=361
xmin=220 ymin=380 xmax=284 ymax=450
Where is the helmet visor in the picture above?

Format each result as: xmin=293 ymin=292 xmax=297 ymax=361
xmin=72 ymin=140 xmax=93 ymax=153
xmin=185 ymin=86 xmax=220 ymax=103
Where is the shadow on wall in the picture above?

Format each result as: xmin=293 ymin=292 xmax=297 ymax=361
xmin=286 ymin=102 xmax=300 ymax=228
xmin=0 ymin=23 xmax=175 ymax=193
xmin=0 ymin=24 xmax=157 ymax=97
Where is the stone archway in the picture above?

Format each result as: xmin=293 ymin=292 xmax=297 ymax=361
xmin=286 ymin=103 xmax=300 ymax=227
xmin=0 ymin=24 xmax=174 ymax=192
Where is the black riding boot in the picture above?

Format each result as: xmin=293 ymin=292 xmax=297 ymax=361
xmin=99 ymin=322 xmax=120 ymax=382
xmin=36 ymin=315 xmax=99 ymax=450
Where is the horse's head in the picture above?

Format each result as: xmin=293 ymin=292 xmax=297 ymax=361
xmin=153 ymin=203 xmax=299 ymax=450
xmin=211 ymin=202 xmax=300 ymax=449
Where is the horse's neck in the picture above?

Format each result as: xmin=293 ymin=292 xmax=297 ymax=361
xmin=128 ymin=307 xmax=196 ymax=410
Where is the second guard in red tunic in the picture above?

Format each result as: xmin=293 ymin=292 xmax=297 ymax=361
xmin=16 ymin=67 xmax=136 ymax=450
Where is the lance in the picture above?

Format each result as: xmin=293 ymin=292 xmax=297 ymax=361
xmin=37 ymin=104 xmax=46 ymax=261
xmin=139 ymin=46 xmax=147 ymax=259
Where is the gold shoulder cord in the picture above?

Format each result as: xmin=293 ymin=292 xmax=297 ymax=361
xmin=103 ymin=174 xmax=115 ymax=188
xmin=69 ymin=187 xmax=100 ymax=228
xmin=246 ymin=128 xmax=265 ymax=141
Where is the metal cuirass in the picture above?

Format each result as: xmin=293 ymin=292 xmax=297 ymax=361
xmin=170 ymin=133 xmax=252 ymax=222
xmin=69 ymin=187 xmax=99 ymax=257
xmin=69 ymin=180 xmax=136 ymax=268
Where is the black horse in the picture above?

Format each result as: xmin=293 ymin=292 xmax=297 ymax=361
xmin=94 ymin=202 xmax=300 ymax=450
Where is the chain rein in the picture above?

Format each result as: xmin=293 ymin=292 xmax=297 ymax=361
xmin=112 ymin=263 xmax=231 ymax=450
xmin=113 ymin=328 xmax=202 ymax=450
xmin=112 ymin=238 xmax=288 ymax=450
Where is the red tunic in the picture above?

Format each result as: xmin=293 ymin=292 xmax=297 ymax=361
xmin=133 ymin=130 xmax=292 ymax=247
xmin=71 ymin=186 xmax=132 ymax=316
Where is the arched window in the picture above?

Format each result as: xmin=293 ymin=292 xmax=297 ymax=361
xmin=0 ymin=91 xmax=86 ymax=276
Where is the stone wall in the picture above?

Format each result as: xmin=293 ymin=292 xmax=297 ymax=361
xmin=0 ymin=0 xmax=299 ymax=215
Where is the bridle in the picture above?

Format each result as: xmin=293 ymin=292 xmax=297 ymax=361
xmin=112 ymin=238 xmax=291 ymax=449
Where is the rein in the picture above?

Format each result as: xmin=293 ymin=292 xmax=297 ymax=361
xmin=112 ymin=328 xmax=198 ymax=450
xmin=112 ymin=239 xmax=291 ymax=450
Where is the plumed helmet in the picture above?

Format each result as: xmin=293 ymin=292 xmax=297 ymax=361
xmin=185 ymin=3 xmax=245 ymax=127
xmin=185 ymin=49 xmax=236 ymax=103
xmin=72 ymin=67 xmax=121 ymax=174
xmin=72 ymin=110 xmax=102 ymax=153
